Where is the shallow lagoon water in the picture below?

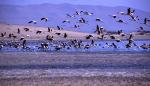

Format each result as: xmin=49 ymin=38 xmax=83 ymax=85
xmin=0 ymin=40 xmax=150 ymax=52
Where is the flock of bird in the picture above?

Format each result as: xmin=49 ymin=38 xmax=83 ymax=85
xmin=0 ymin=8 xmax=150 ymax=51
xmin=0 ymin=39 xmax=150 ymax=52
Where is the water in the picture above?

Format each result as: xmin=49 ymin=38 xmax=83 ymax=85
xmin=0 ymin=40 xmax=150 ymax=52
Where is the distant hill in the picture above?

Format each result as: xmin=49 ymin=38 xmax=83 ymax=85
xmin=0 ymin=3 xmax=150 ymax=33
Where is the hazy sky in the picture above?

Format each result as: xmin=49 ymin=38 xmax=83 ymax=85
xmin=0 ymin=0 xmax=150 ymax=12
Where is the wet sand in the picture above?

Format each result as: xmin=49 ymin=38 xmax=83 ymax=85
xmin=0 ymin=52 xmax=150 ymax=86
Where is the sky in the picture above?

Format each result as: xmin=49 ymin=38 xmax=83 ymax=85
xmin=0 ymin=0 xmax=150 ymax=12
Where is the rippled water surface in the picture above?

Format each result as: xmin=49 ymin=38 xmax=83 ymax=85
xmin=0 ymin=40 xmax=150 ymax=52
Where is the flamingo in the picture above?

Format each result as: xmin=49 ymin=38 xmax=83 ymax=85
xmin=62 ymin=20 xmax=70 ymax=23
xmin=1 ymin=33 xmax=4 ymax=37
xmin=28 ymin=20 xmax=37 ymax=24
xmin=110 ymin=35 xmax=116 ymax=39
xmin=48 ymin=27 xmax=52 ymax=32
xmin=144 ymin=18 xmax=150 ymax=24
xmin=117 ymin=30 xmax=123 ymax=35
xmin=8 ymin=34 xmax=12 ymax=38
xmin=41 ymin=17 xmax=48 ymax=22
xmin=86 ymin=35 xmax=93 ymax=39
xmin=41 ymin=43 xmax=49 ymax=49
xmin=130 ymin=16 xmax=139 ymax=21
xmin=57 ymin=26 xmax=62 ymax=30
xmin=127 ymin=8 xmax=135 ymax=16
xmin=0 ymin=32 xmax=6 ymax=37
xmin=127 ymin=8 xmax=131 ymax=15
xmin=36 ymin=30 xmax=42 ymax=34
xmin=96 ymin=18 xmax=103 ymax=22
xmin=84 ymin=44 xmax=91 ymax=49
xmin=112 ymin=43 xmax=117 ymax=48
xmin=17 ymin=28 xmax=20 ymax=34
xmin=66 ymin=14 xmax=74 ymax=18
xmin=74 ymin=25 xmax=80 ymax=28
xmin=55 ymin=45 xmax=63 ymax=51
xmin=117 ymin=19 xmax=126 ymax=24
xmin=55 ymin=33 xmax=61 ymax=35
xmin=81 ymin=11 xmax=93 ymax=16
xmin=20 ymin=37 xmax=24 ymax=41
xmin=75 ymin=11 xmax=80 ymax=15
xmin=140 ymin=43 xmax=150 ymax=49
xmin=24 ymin=28 xmax=30 ymax=31
xmin=0 ymin=44 xmax=3 ymax=50
xmin=64 ymin=33 xmax=68 ymax=38
xmin=22 ymin=40 xmax=26 ymax=48
xmin=91 ymin=40 xmax=94 ymax=45
xmin=112 ymin=15 xmax=117 ymax=18
xmin=118 ymin=12 xmax=126 ymax=15
xmin=79 ymin=18 xmax=87 ymax=23
xmin=46 ymin=35 xmax=53 ymax=41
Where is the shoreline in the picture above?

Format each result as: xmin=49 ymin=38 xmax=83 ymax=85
xmin=0 ymin=23 xmax=150 ymax=41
